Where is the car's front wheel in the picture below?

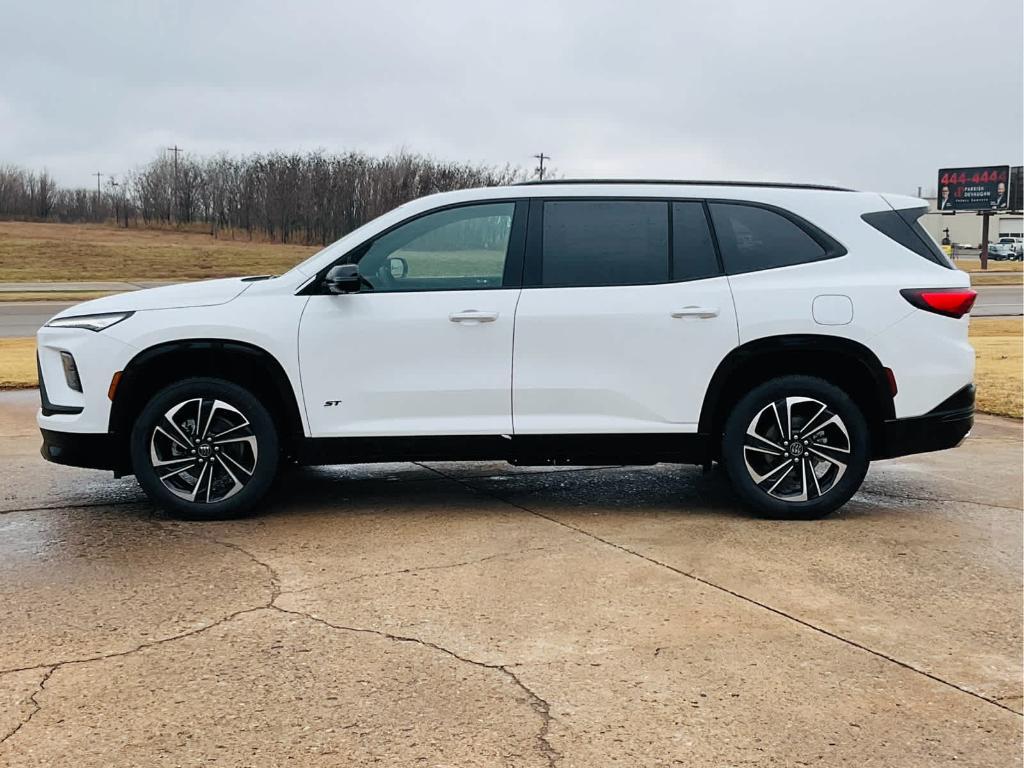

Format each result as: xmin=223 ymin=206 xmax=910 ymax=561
xmin=721 ymin=375 xmax=869 ymax=519
xmin=131 ymin=378 xmax=279 ymax=519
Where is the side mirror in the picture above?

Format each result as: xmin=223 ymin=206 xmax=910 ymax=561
xmin=387 ymin=256 xmax=408 ymax=279
xmin=325 ymin=264 xmax=362 ymax=294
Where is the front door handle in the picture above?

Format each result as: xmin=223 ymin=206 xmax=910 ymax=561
xmin=671 ymin=306 xmax=719 ymax=319
xmin=449 ymin=310 xmax=498 ymax=324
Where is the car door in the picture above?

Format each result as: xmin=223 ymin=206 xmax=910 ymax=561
xmin=512 ymin=198 xmax=738 ymax=434
xmin=298 ymin=200 xmax=526 ymax=437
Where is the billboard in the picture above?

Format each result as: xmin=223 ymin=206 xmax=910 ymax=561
xmin=936 ymin=165 xmax=1010 ymax=211
xmin=1011 ymin=166 xmax=1023 ymax=211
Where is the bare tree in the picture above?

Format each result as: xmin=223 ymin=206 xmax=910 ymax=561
xmin=0 ymin=149 xmax=524 ymax=242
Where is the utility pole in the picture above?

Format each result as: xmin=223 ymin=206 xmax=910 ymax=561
xmin=980 ymin=210 xmax=991 ymax=271
xmin=109 ymin=178 xmax=121 ymax=228
xmin=533 ymin=153 xmax=550 ymax=181
xmin=167 ymin=144 xmax=183 ymax=223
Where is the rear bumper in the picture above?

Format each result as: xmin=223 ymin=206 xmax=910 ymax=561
xmin=874 ymin=384 xmax=974 ymax=460
xmin=40 ymin=428 xmax=122 ymax=472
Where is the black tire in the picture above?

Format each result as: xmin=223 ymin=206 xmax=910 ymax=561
xmin=131 ymin=377 xmax=279 ymax=520
xmin=721 ymin=375 xmax=869 ymax=520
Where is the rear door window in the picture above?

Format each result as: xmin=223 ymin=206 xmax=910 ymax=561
xmin=541 ymin=200 xmax=669 ymax=287
xmin=709 ymin=203 xmax=829 ymax=274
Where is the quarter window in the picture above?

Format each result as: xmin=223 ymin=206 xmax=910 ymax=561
xmin=357 ymin=202 xmax=515 ymax=292
xmin=541 ymin=200 xmax=669 ymax=287
xmin=861 ymin=207 xmax=952 ymax=268
xmin=709 ymin=203 xmax=828 ymax=274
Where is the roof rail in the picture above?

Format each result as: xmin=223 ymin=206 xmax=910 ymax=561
xmin=514 ymin=178 xmax=854 ymax=192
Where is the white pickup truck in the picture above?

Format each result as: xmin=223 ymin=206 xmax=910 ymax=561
xmin=989 ymin=237 xmax=1023 ymax=261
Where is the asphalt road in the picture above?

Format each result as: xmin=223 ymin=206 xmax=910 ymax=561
xmin=0 ymin=302 xmax=70 ymax=337
xmin=973 ymin=284 xmax=1024 ymax=316
xmin=0 ymin=389 xmax=1021 ymax=766
xmin=2 ymin=284 xmax=1021 ymax=338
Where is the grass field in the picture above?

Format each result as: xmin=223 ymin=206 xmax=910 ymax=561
xmin=3 ymin=319 xmax=1020 ymax=418
xmin=0 ymin=221 xmax=318 ymax=281
xmin=955 ymin=258 xmax=1023 ymax=272
xmin=969 ymin=317 xmax=1023 ymax=419
xmin=0 ymin=338 xmax=36 ymax=389
xmin=0 ymin=291 xmax=117 ymax=302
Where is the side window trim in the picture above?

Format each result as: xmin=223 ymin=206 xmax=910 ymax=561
xmin=706 ymin=199 xmax=848 ymax=276
xmin=300 ymin=199 xmax=528 ymax=295
xmin=701 ymin=200 xmax=727 ymax=276
xmin=666 ymin=201 xmax=675 ymax=282
xmin=523 ymin=198 xmax=545 ymax=288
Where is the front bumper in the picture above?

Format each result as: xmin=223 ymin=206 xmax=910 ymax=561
xmin=874 ymin=384 xmax=975 ymax=460
xmin=40 ymin=428 xmax=123 ymax=472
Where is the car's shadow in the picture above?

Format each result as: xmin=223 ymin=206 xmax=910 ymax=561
xmin=35 ymin=460 xmax=897 ymax=526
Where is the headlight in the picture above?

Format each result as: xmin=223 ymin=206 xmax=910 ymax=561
xmin=45 ymin=311 xmax=134 ymax=332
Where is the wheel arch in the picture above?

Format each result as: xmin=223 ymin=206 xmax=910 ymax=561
xmin=698 ymin=334 xmax=895 ymax=456
xmin=108 ymin=339 xmax=305 ymax=471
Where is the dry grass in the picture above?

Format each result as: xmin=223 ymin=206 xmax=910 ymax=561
xmin=0 ymin=221 xmax=318 ymax=281
xmin=955 ymin=257 xmax=1023 ymax=272
xmin=968 ymin=273 xmax=1022 ymax=286
xmin=970 ymin=317 xmax=1023 ymax=419
xmin=0 ymin=338 xmax=37 ymax=389
xmin=0 ymin=291 xmax=117 ymax=302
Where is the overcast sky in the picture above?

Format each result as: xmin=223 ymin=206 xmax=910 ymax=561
xmin=2 ymin=0 xmax=1021 ymax=195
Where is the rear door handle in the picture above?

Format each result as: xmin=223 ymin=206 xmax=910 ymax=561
xmin=671 ymin=306 xmax=719 ymax=319
xmin=449 ymin=310 xmax=498 ymax=324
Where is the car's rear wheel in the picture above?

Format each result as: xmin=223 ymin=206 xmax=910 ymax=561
xmin=721 ymin=375 xmax=869 ymax=519
xmin=131 ymin=378 xmax=279 ymax=519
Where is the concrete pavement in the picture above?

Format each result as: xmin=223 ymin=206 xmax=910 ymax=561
xmin=0 ymin=389 xmax=1020 ymax=766
xmin=1 ymin=284 xmax=1020 ymax=337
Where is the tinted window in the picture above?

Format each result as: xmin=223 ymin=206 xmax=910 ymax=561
xmin=709 ymin=203 xmax=828 ymax=274
xmin=671 ymin=202 xmax=720 ymax=280
xmin=861 ymin=207 xmax=953 ymax=269
xmin=541 ymin=201 xmax=668 ymax=287
xmin=358 ymin=203 xmax=514 ymax=291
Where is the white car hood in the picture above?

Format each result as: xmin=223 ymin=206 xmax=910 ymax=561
xmin=51 ymin=277 xmax=253 ymax=319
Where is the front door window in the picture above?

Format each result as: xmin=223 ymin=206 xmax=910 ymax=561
xmin=356 ymin=202 xmax=515 ymax=292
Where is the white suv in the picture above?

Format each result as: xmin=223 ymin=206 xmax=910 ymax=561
xmin=37 ymin=180 xmax=977 ymax=520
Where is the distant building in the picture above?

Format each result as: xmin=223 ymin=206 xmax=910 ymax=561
xmin=919 ymin=202 xmax=1023 ymax=247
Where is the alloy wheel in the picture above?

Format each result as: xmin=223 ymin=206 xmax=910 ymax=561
xmin=742 ymin=396 xmax=851 ymax=502
xmin=149 ymin=398 xmax=258 ymax=503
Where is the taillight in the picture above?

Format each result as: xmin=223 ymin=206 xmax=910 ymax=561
xmin=900 ymin=288 xmax=977 ymax=319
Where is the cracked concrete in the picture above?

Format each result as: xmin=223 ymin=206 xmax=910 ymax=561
xmin=0 ymin=390 xmax=1021 ymax=766
xmin=1 ymin=610 xmax=552 ymax=767
xmin=0 ymin=509 xmax=273 ymax=672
